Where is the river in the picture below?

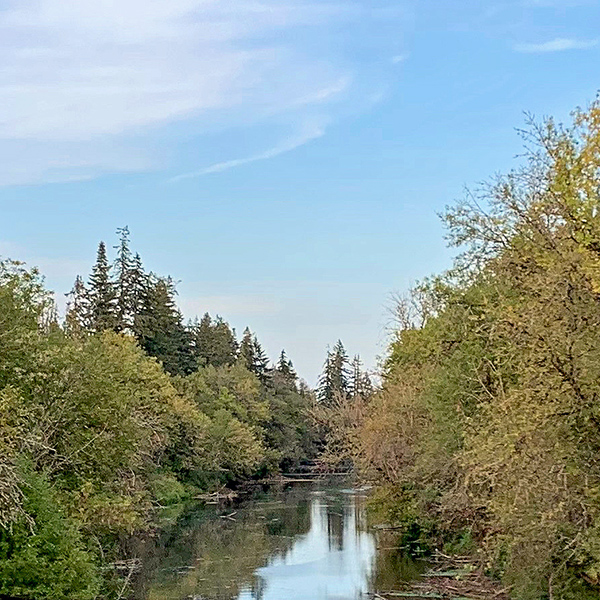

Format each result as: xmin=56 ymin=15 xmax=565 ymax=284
xmin=130 ymin=479 xmax=422 ymax=600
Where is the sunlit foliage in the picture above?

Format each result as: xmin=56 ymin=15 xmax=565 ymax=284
xmin=352 ymin=99 xmax=600 ymax=598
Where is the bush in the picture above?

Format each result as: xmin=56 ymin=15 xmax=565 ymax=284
xmin=0 ymin=464 xmax=100 ymax=600
xmin=149 ymin=472 xmax=188 ymax=506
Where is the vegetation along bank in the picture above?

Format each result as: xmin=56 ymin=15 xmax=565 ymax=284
xmin=5 ymin=99 xmax=600 ymax=600
xmin=320 ymin=99 xmax=600 ymax=600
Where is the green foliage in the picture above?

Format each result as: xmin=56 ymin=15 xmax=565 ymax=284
xmin=149 ymin=473 xmax=188 ymax=506
xmin=87 ymin=241 xmax=117 ymax=332
xmin=263 ymin=363 xmax=318 ymax=471
xmin=179 ymin=362 xmax=269 ymax=426
xmin=0 ymin=463 xmax=100 ymax=600
xmin=344 ymin=100 xmax=600 ymax=598
xmin=192 ymin=313 xmax=238 ymax=368
xmin=206 ymin=409 xmax=264 ymax=479
xmin=0 ymin=240 xmax=319 ymax=597
xmin=177 ymin=361 xmax=318 ymax=476
xmin=238 ymin=327 xmax=271 ymax=384
xmin=317 ymin=340 xmax=351 ymax=404
xmin=136 ymin=276 xmax=195 ymax=376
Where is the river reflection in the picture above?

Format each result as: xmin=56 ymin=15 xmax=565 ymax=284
xmin=243 ymin=490 xmax=375 ymax=600
xmin=133 ymin=482 xmax=419 ymax=600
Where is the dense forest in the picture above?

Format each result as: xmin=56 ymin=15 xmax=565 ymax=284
xmin=321 ymin=100 xmax=600 ymax=599
xmin=0 ymin=230 xmax=373 ymax=598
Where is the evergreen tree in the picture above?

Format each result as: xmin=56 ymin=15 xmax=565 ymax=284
xmin=361 ymin=371 xmax=374 ymax=398
xmin=275 ymin=350 xmax=297 ymax=390
xmin=348 ymin=354 xmax=373 ymax=399
xmin=239 ymin=327 xmax=255 ymax=372
xmin=252 ymin=336 xmax=271 ymax=384
xmin=213 ymin=317 xmax=238 ymax=364
xmin=317 ymin=340 xmax=350 ymax=404
xmin=238 ymin=327 xmax=271 ymax=384
xmin=65 ymin=275 xmax=89 ymax=334
xmin=113 ymin=226 xmax=134 ymax=333
xmin=318 ymin=348 xmax=334 ymax=404
xmin=136 ymin=276 xmax=194 ymax=376
xmin=87 ymin=241 xmax=117 ymax=332
xmin=192 ymin=313 xmax=238 ymax=368
xmin=129 ymin=252 xmax=149 ymax=338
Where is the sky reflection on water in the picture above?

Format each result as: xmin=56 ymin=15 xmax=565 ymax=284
xmin=138 ymin=483 xmax=415 ymax=600
xmin=238 ymin=489 xmax=375 ymax=600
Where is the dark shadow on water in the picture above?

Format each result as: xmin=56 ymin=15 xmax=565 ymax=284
xmin=130 ymin=481 xmax=422 ymax=600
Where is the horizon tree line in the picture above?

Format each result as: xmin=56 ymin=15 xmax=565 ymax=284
xmin=65 ymin=227 xmax=298 ymax=386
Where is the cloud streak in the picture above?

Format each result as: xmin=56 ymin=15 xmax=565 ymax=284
xmin=514 ymin=37 xmax=598 ymax=53
xmin=171 ymin=121 xmax=328 ymax=180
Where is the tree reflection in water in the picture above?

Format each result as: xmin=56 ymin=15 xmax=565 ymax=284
xmin=133 ymin=482 xmax=418 ymax=600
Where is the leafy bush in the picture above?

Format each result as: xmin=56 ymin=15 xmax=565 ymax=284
xmin=0 ymin=464 xmax=100 ymax=600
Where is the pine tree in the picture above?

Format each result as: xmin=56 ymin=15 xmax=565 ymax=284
xmin=361 ymin=371 xmax=374 ymax=398
xmin=239 ymin=327 xmax=255 ymax=371
xmin=65 ymin=275 xmax=89 ymax=334
xmin=193 ymin=313 xmax=212 ymax=368
xmin=192 ymin=313 xmax=238 ymax=368
xmin=129 ymin=252 xmax=149 ymax=338
xmin=252 ymin=336 xmax=271 ymax=384
xmin=238 ymin=327 xmax=271 ymax=384
xmin=87 ymin=241 xmax=117 ymax=332
xmin=113 ymin=226 xmax=134 ymax=333
xmin=275 ymin=350 xmax=297 ymax=389
xmin=317 ymin=340 xmax=350 ymax=404
xmin=136 ymin=276 xmax=194 ymax=376
xmin=348 ymin=354 xmax=374 ymax=399
xmin=317 ymin=348 xmax=334 ymax=404
xmin=348 ymin=355 xmax=362 ymax=398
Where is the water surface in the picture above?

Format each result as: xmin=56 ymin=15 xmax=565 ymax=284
xmin=133 ymin=481 xmax=419 ymax=600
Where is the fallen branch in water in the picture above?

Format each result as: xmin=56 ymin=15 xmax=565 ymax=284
xmin=195 ymin=490 xmax=238 ymax=503
xmin=219 ymin=511 xmax=237 ymax=521
xmin=371 ymin=553 xmax=509 ymax=600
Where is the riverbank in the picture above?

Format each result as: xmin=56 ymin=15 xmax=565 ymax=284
xmin=371 ymin=552 xmax=509 ymax=600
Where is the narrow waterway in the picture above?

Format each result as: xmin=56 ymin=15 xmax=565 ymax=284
xmin=131 ymin=480 xmax=421 ymax=600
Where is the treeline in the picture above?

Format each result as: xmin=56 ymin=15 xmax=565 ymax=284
xmin=0 ymin=232 xmax=320 ymax=599
xmin=339 ymin=101 xmax=600 ymax=599
xmin=66 ymin=227 xmax=290 ymax=380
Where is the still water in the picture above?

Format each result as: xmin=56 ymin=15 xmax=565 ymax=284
xmin=132 ymin=481 xmax=420 ymax=600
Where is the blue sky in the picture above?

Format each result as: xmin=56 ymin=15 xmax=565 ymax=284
xmin=1 ymin=0 xmax=599 ymax=384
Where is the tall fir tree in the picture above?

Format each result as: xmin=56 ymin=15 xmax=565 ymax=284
xmin=317 ymin=340 xmax=350 ymax=404
xmin=348 ymin=354 xmax=374 ymax=399
xmin=113 ymin=226 xmax=134 ymax=333
xmin=238 ymin=327 xmax=271 ymax=384
xmin=192 ymin=313 xmax=238 ymax=368
xmin=275 ymin=350 xmax=297 ymax=390
xmin=87 ymin=241 xmax=117 ymax=332
xmin=129 ymin=252 xmax=149 ymax=338
xmin=136 ymin=276 xmax=194 ymax=376
xmin=239 ymin=327 xmax=255 ymax=371
xmin=252 ymin=336 xmax=271 ymax=384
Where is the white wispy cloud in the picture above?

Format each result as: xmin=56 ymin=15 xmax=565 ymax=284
xmin=171 ymin=120 xmax=327 ymax=180
xmin=0 ymin=0 xmax=394 ymax=186
xmin=391 ymin=53 xmax=409 ymax=64
xmin=514 ymin=37 xmax=598 ymax=53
